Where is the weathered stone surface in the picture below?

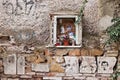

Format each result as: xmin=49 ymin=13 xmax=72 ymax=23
xmin=55 ymin=73 xmax=65 ymax=76
xmin=36 ymin=73 xmax=46 ymax=76
xmin=80 ymin=48 xmax=89 ymax=56
xmin=26 ymin=55 xmax=38 ymax=62
xmin=25 ymin=66 xmax=32 ymax=73
xmin=117 ymin=76 xmax=120 ymax=80
xmin=32 ymin=78 xmax=42 ymax=80
xmin=90 ymin=48 xmax=103 ymax=56
xmin=17 ymin=56 xmax=25 ymax=74
xmin=80 ymin=56 xmax=97 ymax=73
xmin=32 ymin=63 xmax=49 ymax=72
xmin=105 ymin=50 xmax=118 ymax=57
xmin=63 ymin=77 xmax=74 ymax=80
xmin=26 ymin=72 xmax=35 ymax=75
xmin=0 ymin=60 xmax=3 ymax=67
xmin=35 ymin=55 xmax=46 ymax=63
xmin=86 ymin=77 xmax=98 ymax=80
xmin=45 ymin=49 xmax=54 ymax=56
xmin=69 ymin=49 xmax=81 ymax=56
xmin=50 ymin=63 xmax=64 ymax=73
xmin=98 ymin=15 xmax=113 ymax=31
xmin=43 ymin=77 xmax=62 ymax=80
xmin=3 ymin=54 xmax=16 ymax=74
xmin=1 ymin=78 xmax=7 ymax=80
xmin=97 ymin=57 xmax=117 ymax=73
xmin=46 ymin=72 xmax=56 ymax=76
xmin=20 ymin=75 xmax=32 ymax=78
xmin=8 ymin=78 xmax=19 ymax=80
xmin=117 ymin=56 xmax=120 ymax=72
xmin=55 ymin=49 xmax=68 ymax=56
xmin=53 ymin=56 xmax=64 ymax=63
xmin=74 ymin=76 xmax=86 ymax=80
xmin=26 ymin=54 xmax=46 ymax=63
xmin=64 ymin=56 xmax=79 ymax=74
xmin=0 ymin=66 xmax=3 ymax=73
xmin=0 ymin=46 xmax=7 ymax=58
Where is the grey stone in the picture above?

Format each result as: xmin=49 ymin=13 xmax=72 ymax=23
xmin=20 ymin=75 xmax=32 ymax=78
xmin=32 ymin=63 xmax=49 ymax=72
xmin=3 ymin=54 xmax=16 ymax=74
xmin=80 ymin=56 xmax=97 ymax=73
xmin=17 ymin=56 xmax=25 ymax=74
xmin=97 ymin=57 xmax=117 ymax=73
xmin=86 ymin=77 xmax=99 ymax=80
xmin=43 ymin=77 xmax=62 ymax=80
xmin=74 ymin=77 xmax=86 ymax=80
xmin=64 ymin=56 xmax=79 ymax=74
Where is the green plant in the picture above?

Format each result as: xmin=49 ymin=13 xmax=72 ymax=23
xmin=106 ymin=17 xmax=120 ymax=80
xmin=75 ymin=0 xmax=88 ymax=24
xmin=106 ymin=17 xmax=120 ymax=44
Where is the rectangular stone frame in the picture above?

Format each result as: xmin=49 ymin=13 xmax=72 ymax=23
xmin=49 ymin=15 xmax=82 ymax=48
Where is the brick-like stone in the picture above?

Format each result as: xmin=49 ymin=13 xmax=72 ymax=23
xmin=63 ymin=77 xmax=74 ymax=80
xmin=55 ymin=73 xmax=65 ymax=76
xmin=45 ymin=49 xmax=54 ymax=56
xmin=32 ymin=63 xmax=49 ymax=72
xmin=0 ymin=60 xmax=3 ymax=67
xmin=98 ymin=15 xmax=113 ymax=31
xmin=34 ymin=55 xmax=46 ymax=63
xmin=50 ymin=63 xmax=64 ymax=72
xmin=0 ymin=66 xmax=3 ymax=73
xmin=97 ymin=57 xmax=117 ymax=73
xmin=55 ymin=49 xmax=68 ymax=56
xmin=26 ymin=72 xmax=35 ymax=75
xmin=90 ymin=48 xmax=103 ymax=56
xmin=69 ymin=49 xmax=81 ymax=56
xmin=74 ymin=76 xmax=86 ymax=80
xmin=53 ymin=56 xmax=64 ymax=63
xmin=64 ymin=56 xmax=79 ymax=74
xmin=26 ymin=55 xmax=37 ymax=62
xmin=80 ymin=56 xmax=97 ymax=73
xmin=8 ymin=78 xmax=19 ymax=80
xmin=105 ymin=50 xmax=118 ymax=57
xmin=80 ymin=48 xmax=89 ymax=56
xmin=17 ymin=56 xmax=25 ymax=74
xmin=1 ymin=78 xmax=7 ymax=80
xmin=32 ymin=78 xmax=42 ymax=80
xmin=3 ymin=54 xmax=16 ymax=74
xmin=86 ymin=77 xmax=98 ymax=80
xmin=20 ymin=75 xmax=32 ymax=78
xmin=26 ymin=54 xmax=46 ymax=63
xmin=43 ymin=77 xmax=62 ymax=80
xmin=25 ymin=66 xmax=32 ymax=73
xmin=117 ymin=56 xmax=120 ymax=72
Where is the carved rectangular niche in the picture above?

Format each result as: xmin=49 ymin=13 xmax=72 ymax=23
xmin=48 ymin=13 xmax=82 ymax=48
